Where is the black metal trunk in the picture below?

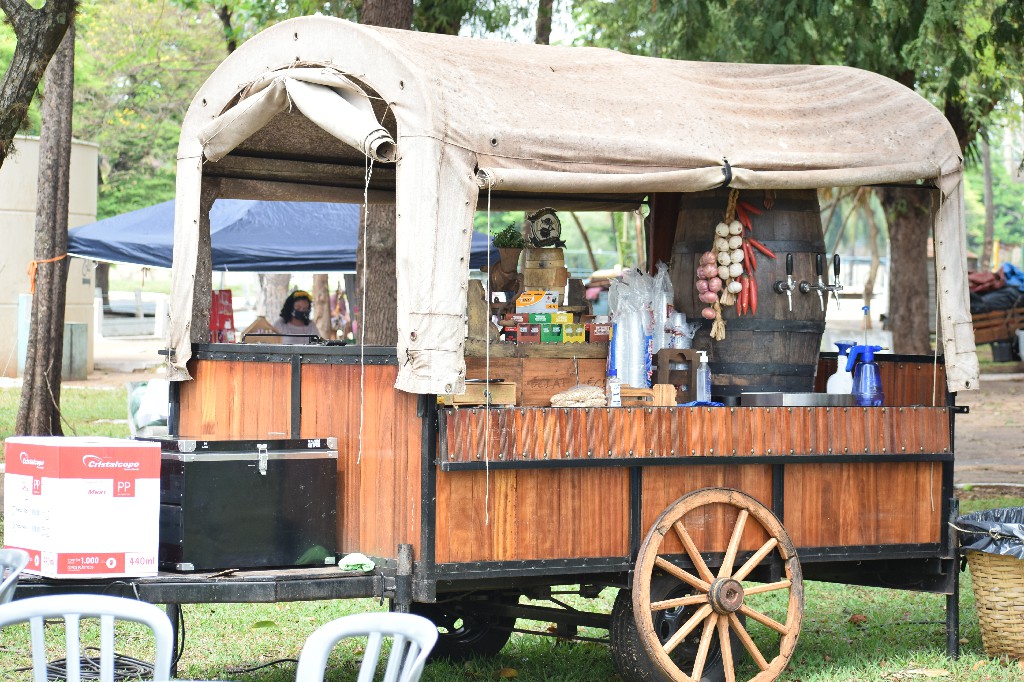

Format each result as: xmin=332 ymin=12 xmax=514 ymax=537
xmin=156 ymin=437 xmax=338 ymax=571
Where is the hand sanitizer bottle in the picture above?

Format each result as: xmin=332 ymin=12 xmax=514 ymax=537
xmin=695 ymin=351 xmax=711 ymax=402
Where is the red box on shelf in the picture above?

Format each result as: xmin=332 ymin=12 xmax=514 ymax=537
xmin=209 ymin=290 xmax=236 ymax=342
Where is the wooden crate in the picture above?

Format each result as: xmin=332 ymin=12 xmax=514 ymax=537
xmin=654 ymin=348 xmax=699 ymax=403
xmin=441 ymin=381 xmax=517 ymax=406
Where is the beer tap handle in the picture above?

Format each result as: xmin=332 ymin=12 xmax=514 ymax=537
xmin=831 ymin=254 xmax=842 ymax=308
xmin=815 ymin=252 xmax=826 ymax=311
xmin=785 ymin=253 xmax=794 ymax=311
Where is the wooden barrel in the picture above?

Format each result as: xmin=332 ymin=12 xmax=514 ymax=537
xmin=668 ymin=189 xmax=826 ymax=398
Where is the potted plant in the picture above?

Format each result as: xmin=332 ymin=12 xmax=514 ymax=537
xmin=492 ymin=223 xmax=525 ymax=249
xmin=489 ymin=223 xmax=525 ymax=291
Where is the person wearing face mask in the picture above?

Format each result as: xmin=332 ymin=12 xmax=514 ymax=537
xmin=273 ymin=290 xmax=321 ymax=344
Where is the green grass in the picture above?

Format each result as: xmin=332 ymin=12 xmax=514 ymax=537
xmin=0 ymin=386 xmax=130 ymax=464
xmin=3 ymin=388 xmax=1024 ymax=680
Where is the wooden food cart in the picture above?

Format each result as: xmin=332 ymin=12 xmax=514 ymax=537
xmin=161 ymin=16 xmax=982 ymax=682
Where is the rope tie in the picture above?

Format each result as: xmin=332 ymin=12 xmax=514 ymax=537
xmin=27 ymin=254 xmax=68 ymax=294
xmin=948 ymin=522 xmax=1023 ymax=543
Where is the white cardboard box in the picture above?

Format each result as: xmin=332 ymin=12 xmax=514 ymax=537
xmin=3 ymin=436 xmax=160 ymax=578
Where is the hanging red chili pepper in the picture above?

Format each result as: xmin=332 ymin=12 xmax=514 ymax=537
xmin=748 ymin=237 xmax=777 ymax=259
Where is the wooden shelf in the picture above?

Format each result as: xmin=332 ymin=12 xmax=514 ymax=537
xmin=465 ymin=340 xmax=608 ymax=358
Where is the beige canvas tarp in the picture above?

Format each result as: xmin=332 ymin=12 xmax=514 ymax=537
xmin=169 ymin=16 xmax=978 ymax=394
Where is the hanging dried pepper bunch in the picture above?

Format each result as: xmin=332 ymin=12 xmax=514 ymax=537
xmin=694 ymin=189 xmax=777 ymax=341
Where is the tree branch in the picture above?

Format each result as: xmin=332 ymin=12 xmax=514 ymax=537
xmin=0 ymin=0 xmax=31 ymax=32
xmin=0 ymin=0 xmax=77 ymax=168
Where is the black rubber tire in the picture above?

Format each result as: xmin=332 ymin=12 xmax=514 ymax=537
xmin=611 ymin=576 xmax=741 ymax=682
xmin=410 ymin=593 xmax=517 ymax=661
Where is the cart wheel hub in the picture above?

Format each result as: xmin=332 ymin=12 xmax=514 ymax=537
xmin=709 ymin=578 xmax=744 ymax=614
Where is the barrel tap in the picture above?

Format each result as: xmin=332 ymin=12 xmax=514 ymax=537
xmin=799 ymin=253 xmax=827 ymax=311
xmin=823 ymin=254 xmax=843 ymax=308
xmin=773 ymin=253 xmax=796 ymax=311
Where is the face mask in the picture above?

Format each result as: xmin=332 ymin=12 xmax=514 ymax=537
xmin=292 ymin=309 xmax=311 ymax=325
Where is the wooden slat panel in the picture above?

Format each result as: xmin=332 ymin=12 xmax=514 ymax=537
xmin=784 ymin=462 xmax=942 ymax=547
xmin=179 ymin=360 xmax=291 ymax=438
xmin=640 ymin=466 xmax=774 ymax=555
xmin=435 ymin=468 xmax=629 ymax=563
xmin=465 ymin=357 xmax=606 ymax=407
xmin=815 ymin=356 xmax=948 ymax=406
xmin=439 ymin=406 xmax=952 ymax=461
xmin=299 ymin=364 xmax=421 ymax=560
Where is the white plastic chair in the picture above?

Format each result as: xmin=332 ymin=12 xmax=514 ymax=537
xmin=0 ymin=594 xmax=174 ymax=682
xmin=295 ymin=612 xmax=438 ymax=682
xmin=0 ymin=548 xmax=30 ymax=604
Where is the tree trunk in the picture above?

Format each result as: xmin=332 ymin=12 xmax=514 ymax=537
xmin=256 ymin=273 xmax=291 ymax=320
xmin=981 ymin=136 xmax=995 ymax=271
xmin=633 ymin=210 xmax=646 ymax=272
xmin=355 ymin=0 xmax=412 ymax=347
xmin=0 ymin=0 xmax=76 ymax=169
xmin=355 ymin=207 xmax=399 ymax=345
xmin=361 ymin=0 xmax=412 ymax=29
xmin=216 ymin=4 xmax=237 ymax=55
xmin=313 ymin=273 xmax=333 ymax=339
xmin=569 ymin=212 xmax=598 ymax=271
xmin=16 ymin=21 xmax=75 ymax=436
xmin=862 ymin=196 xmax=880 ymax=328
xmin=189 ymin=178 xmax=216 ymax=343
xmin=535 ymin=0 xmax=553 ymax=44
xmin=877 ymin=186 xmax=933 ymax=355
xmin=95 ymin=261 xmax=110 ymax=308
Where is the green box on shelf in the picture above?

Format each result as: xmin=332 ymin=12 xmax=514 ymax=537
xmin=540 ymin=323 xmax=563 ymax=343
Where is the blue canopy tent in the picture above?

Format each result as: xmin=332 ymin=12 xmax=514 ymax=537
xmin=68 ymin=199 xmax=499 ymax=271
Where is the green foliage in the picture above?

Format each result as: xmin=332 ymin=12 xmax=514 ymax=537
xmin=72 ymin=0 xmax=227 ymax=216
xmin=474 ymin=209 xmax=635 ymax=273
xmin=0 ymin=386 xmax=129 ymax=463
xmin=170 ymin=1 xmax=360 ymax=53
xmin=491 ymin=222 xmax=525 ymax=248
xmin=573 ymin=0 xmax=1024 ymax=154
xmin=415 ymin=0 xmax=530 ymax=37
xmin=963 ymin=142 xmax=1024 ymax=254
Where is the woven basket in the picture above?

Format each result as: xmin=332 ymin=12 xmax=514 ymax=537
xmin=966 ymin=549 xmax=1024 ymax=659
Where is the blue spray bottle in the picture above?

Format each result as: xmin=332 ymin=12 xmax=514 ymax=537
xmin=846 ymin=345 xmax=884 ymax=406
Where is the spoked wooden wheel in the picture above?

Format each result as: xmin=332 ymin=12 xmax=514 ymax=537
xmin=633 ymin=488 xmax=803 ymax=682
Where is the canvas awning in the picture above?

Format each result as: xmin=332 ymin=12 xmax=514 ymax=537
xmin=169 ymin=16 xmax=977 ymax=394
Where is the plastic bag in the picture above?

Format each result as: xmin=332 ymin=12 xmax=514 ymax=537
xmin=613 ymin=279 xmax=649 ymax=388
xmin=551 ymin=384 xmax=607 ymax=407
xmin=652 ymin=262 xmax=674 ymax=353
xmin=956 ymin=507 xmax=1024 ymax=560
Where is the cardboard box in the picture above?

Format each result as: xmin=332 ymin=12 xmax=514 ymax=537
xmin=240 ymin=315 xmax=281 ymax=344
xmin=515 ymin=290 xmax=560 ymax=313
xmin=551 ymin=312 xmax=573 ymax=324
xmin=504 ymin=313 xmax=529 ymax=324
xmin=3 ymin=437 xmax=161 ymax=578
xmin=563 ymin=323 xmax=586 ymax=343
xmin=518 ymin=324 xmax=541 ymax=343
xmin=209 ymin=289 xmax=236 ymax=343
xmin=587 ymin=323 xmax=612 ymax=343
xmin=529 ymin=313 xmax=552 ymax=323
xmin=541 ymin=323 xmax=563 ymax=343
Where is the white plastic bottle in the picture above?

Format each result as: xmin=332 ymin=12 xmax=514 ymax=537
xmin=695 ymin=351 xmax=711 ymax=402
xmin=826 ymin=341 xmax=855 ymax=395
xmin=606 ymin=370 xmax=622 ymax=407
